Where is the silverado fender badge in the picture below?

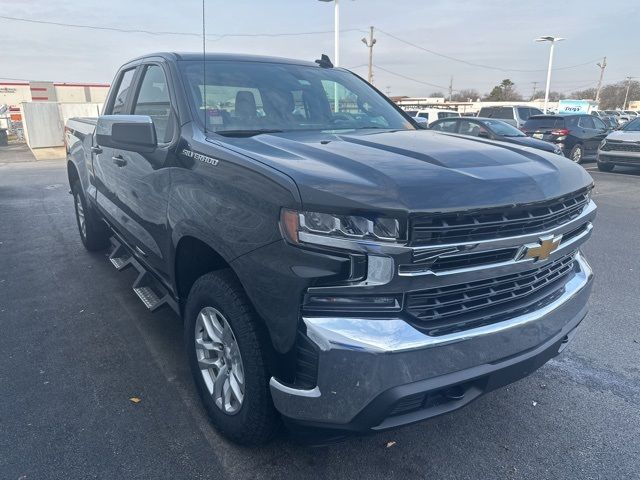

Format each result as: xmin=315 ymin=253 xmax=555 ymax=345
xmin=181 ymin=148 xmax=219 ymax=166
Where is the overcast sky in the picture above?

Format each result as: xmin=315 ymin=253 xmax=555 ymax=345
xmin=1 ymin=0 xmax=638 ymax=97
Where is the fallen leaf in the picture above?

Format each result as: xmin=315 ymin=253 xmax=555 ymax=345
xmin=129 ymin=397 xmax=142 ymax=404
xmin=386 ymin=441 xmax=396 ymax=448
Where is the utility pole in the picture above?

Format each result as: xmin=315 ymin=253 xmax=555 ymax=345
xmin=531 ymin=81 xmax=539 ymax=100
xmin=361 ymin=26 xmax=377 ymax=84
xmin=595 ymin=57 xmax=607 ymax=103
xmin=448 ymin=76 xmax=453 ymax=102
xmin=623 ymin=76 xmax=635 ymax=109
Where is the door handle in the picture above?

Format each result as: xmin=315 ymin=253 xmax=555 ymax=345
xmin=91 ymin=146 xmax=103 ymax=155
xmin=112 ymin=155 xmax=127 ymax=167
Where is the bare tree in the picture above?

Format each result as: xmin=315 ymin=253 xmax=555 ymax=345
xmin=451 ymin=89 xmax=481 ymax=102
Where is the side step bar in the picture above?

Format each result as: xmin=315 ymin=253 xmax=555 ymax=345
xmin=108 ymin=237 xmax=179 ymax=314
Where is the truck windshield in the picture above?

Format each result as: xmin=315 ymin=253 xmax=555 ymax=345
xmin=179 ymin=60 xmax=414 ymax=134
xmin=621 ymin=118 xmax=640 ymax=131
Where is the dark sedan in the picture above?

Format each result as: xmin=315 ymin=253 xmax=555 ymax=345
xmin=429 ymin=117 xmax=563 ymax=155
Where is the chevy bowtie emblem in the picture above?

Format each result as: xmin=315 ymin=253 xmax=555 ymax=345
xmin=521 ymin=234 xmax=562 ymax=261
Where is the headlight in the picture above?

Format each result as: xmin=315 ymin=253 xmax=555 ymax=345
xmin=280 ymin=209 xmax=402 ymax=245
xmin=599 ymin=139 xmax=607 ymax=149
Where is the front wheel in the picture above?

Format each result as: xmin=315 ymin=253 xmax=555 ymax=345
xmin=597 ymin=160 xmax=614 ymax=172
xmin=569 ymin=144 xmax=584 ymax=164
xmin=184 ymin=270 xmax=279 ymax=445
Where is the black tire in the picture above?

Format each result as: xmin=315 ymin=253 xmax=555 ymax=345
xmin=184 ymin=270 xmax=279 ymax=445
xmin=597 ymin=160 xmax=614 ymax=172
xmin=569 ymin=144 xmax=584 ymax=164
xmin=71 ymin=181 xmax=110 ymax=251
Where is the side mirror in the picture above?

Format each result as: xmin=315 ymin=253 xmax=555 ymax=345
xmin=478 ymin=130 xmax=491 ymax=139
xmin=96 ymin=115 xmax=157 ymax=153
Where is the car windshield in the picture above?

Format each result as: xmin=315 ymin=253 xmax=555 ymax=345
xmin=179 ymin=60 xmax=414 ymax=134
xmin=483 ymin=119 xmax=525 ymax=137
xmin=621 ymin=118 xmax=640 ymax=131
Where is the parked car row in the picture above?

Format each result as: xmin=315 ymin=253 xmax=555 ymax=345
xmin=596 ymin=117 xmax=640 ymax=172
xmin=429 ymin=116 xmax=563 ymax=155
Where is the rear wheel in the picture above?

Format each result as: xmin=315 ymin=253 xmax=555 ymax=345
xmin=597 ymin=160 xmax=614 ymax=172
xmin=569 ymin=144 xmax=584 ymax=164
xmin=71 ymin=181 xmax=109 ymax=251
xmin=184 ymin=270 xmax=279 ymax=445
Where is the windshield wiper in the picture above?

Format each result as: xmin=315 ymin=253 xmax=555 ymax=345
xmin=215 ymin=129 xmax=283 ymax=137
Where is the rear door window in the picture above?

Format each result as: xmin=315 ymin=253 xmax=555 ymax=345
xmin=459 ymin=120 xmax=486 ymax=136
xmin=578 ymin=116 xmax=595 ymax=129
xmin=431 ymin=119 xmax=458 ymax=132
xmin=524 ymin=117 xmax=564 ymax=130
xmin=494 ymin=107 xmax=514 ymax=120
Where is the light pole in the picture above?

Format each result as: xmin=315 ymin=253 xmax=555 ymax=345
xmin=319 ymin=0 xmax=340 ymax=111
xmin=535 ymin=36 xmax=564 ymax=113
xmin=319 ymin=0 xmax=340 ymax=66
xmin=623 ymin=76 xmax=636 ymax=110
xmin=361 ymin=26 xmax=376 ymax=84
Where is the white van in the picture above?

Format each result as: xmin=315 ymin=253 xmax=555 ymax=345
xmin=404 ymin=108 xmax=460 ymax=125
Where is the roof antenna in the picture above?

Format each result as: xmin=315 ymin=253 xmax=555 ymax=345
xmin=202 ymin=0 xmax=207 ymax=133
xmin=315 ymin=54 xmax=334 ymax=68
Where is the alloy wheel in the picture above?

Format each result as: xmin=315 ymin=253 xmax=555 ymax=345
xmin=75 ymin=194 xmax=87 ymax=239
xmin=194 ymin=307 xmax=245 ymax=415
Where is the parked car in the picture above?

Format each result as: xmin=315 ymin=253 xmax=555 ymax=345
xmin=429 ymin=117 xmax=563 ymax=155
xmin=522 ymin=114 xmax=609 ymax=163
xmin=597 ymin=117 xmax=640 ymax=171
xmin=405 ymin=108 xmax=460 ymax=124
xmin=602 ymin=116 xmax=619 ymax=130
xmin=603 ymin=110 xmax=631 ymax=126
xmin=477 ymin=105 xmax=543 ymax=129
xmin=65 ymin=52 xmax=595 ymax=445
xmin=623 ymin=110 xmax=638 ymax=118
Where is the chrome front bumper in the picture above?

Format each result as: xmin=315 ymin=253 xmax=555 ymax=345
xmin=270 ymin=252 xmax=593 ymax=428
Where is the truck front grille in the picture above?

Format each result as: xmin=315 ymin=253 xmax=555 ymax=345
xmin=601 ymin=141 xmax=640 ymax=153
xmin=406 ymin=253 xmax=576 ymax=336
xmin=409 ymin=188 xmax=589 ymax=246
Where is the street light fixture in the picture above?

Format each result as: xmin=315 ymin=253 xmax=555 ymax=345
xmin=535 ymin=36 xmax=564 ymax=114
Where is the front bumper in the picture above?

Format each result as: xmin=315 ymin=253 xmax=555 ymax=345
xmin=270 ymin=252 xmax=593 ymax=432
xmin=598 ymin=150 xmax=640 ymax=166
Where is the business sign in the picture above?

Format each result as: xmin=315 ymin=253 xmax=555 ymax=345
xmin=557 ymin=99 xmax=597 ymax=115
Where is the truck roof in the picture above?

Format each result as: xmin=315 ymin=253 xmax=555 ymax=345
xmin=127 ymin=52 xmax=320 ymax=67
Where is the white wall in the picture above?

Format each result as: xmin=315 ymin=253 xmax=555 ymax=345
xmin=21 ymin=102 xmax=103 ymax=149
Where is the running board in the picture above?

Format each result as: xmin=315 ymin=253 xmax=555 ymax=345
xmin=108 ymin=237 xmax=179 ymax=314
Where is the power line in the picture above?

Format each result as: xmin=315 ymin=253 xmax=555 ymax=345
xmin=373 ymin=64 xmax=453 ymax=91
xmin=0 ymin=14 xmax=362 ymax=39
xmin=375 ymin=28 xmax=601 ymax=73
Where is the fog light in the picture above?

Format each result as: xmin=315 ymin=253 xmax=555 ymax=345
xmin=303 ymin=295 xmax=401 ymax=311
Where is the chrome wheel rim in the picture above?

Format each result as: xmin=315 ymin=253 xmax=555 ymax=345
xmin=571 ymin=147 xmax=582 ymax=162
xmin=75 ymin=195 xmax=86 ymax=238
xmin=195 ymin=307 xmax=245 ymax=415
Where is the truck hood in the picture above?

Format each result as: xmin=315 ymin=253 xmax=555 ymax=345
xmin=606 ymin=130 xmax=640 ymax=142
xmin=216 ymin=129 xmax=593 ymax=213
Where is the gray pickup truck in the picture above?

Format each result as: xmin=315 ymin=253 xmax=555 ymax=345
xmin=65 ymin=52 xmax=595 ymax=445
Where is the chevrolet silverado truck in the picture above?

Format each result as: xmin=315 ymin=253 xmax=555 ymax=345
xmin=65 ymin=52 xmax=596 ymax=445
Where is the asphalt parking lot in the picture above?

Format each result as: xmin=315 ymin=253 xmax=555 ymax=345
xmin=1 ymin=146 xmax=639 ymax=480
